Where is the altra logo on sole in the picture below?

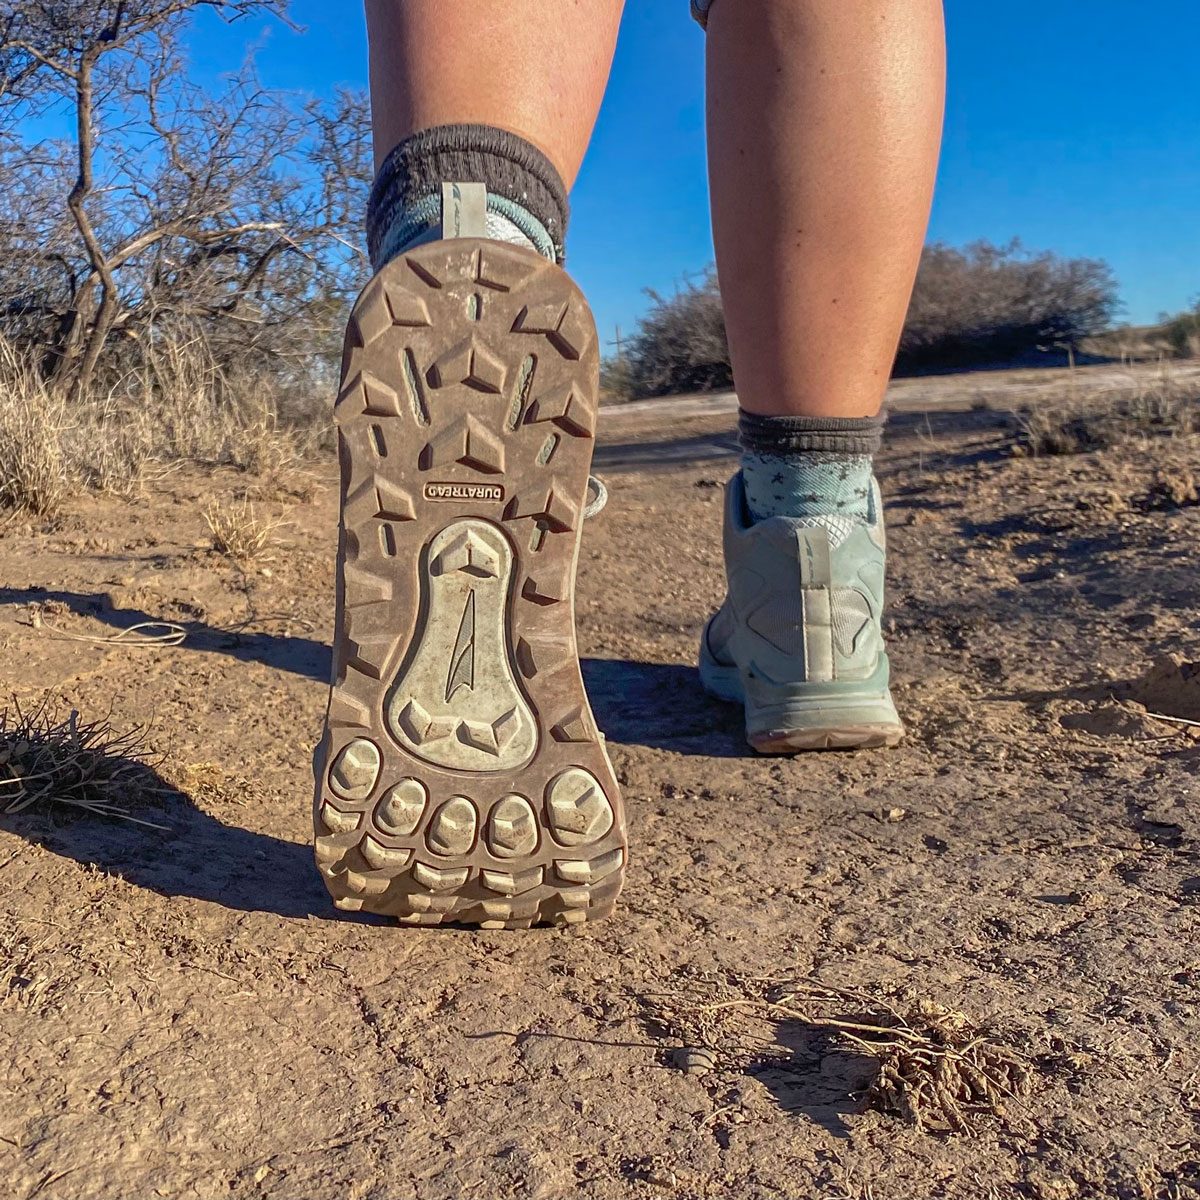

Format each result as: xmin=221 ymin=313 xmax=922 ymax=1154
xmin=424 ymin=483 xmax=505 ymax=503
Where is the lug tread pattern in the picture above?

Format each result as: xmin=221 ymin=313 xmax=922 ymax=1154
xmin=315 ymin=241 xmax=625 ymax=928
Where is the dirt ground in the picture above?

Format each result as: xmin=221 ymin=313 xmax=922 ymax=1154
xmin=1 ymin=363 xmax=1198 ymax=1200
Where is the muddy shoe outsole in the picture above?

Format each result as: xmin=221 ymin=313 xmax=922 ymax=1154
xmin=313 ymin=240 xmax=626 ymax=928
xmin=748 ymin=725 xmax=905 ymax=754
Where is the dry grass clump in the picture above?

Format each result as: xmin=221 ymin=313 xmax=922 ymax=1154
xmin=646 ymin=973 xmax=1033 ymax=1136
xmin=1014 ymin=371 xmax=1197 ymax=456
xmin=202 ymin=497 xmax=285 ymax=561
xmin=128 ymin=335 xmax=298 ymax=469
xmin=0 ymin=698 xmax=166 ymax=826
xmin=0 ymin=342 xmax=77 ymax=516
xmin=773 ymin=981 xmax=1031 ymax=1133
xmin=1143 ymin=462 xmax=1199 ymax=511
xmin=0 ymin=334 xmax=327 ymax=518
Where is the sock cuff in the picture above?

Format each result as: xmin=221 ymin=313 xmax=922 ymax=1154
xmin=367 ymin=124 xmax=570 ymax=265
xmin=738 ymin=409 xmax=886 ymax=457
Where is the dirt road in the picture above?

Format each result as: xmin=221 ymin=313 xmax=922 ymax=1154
xmin=1 ymin=368 xmax=1197 ymax=1199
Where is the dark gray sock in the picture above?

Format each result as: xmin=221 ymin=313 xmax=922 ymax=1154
xmin=738 ymin=411 xmax=885 ymax=457
xmin=366 ymin=123 xmax=570 ymax=269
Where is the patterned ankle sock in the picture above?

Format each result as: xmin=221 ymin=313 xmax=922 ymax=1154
xmin=366 ymin=124 xmax=569 ymax=271
xmin=738 ymin=410 xmax=885 ymax=524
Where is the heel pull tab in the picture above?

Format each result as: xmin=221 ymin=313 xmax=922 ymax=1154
xmin=796 ymin=528 xmax=835 ymax=683
xmin=442 ymin=182 xmax=487 ymax=240
xmin=795 ymin=528 xmax=832 ymax=589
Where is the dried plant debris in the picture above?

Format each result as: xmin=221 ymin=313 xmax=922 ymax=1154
xmin=646 ymin=973 xmax=1033 ymax=1135
xmin=0 ymin=699 xmax=168 ymax=827
xmin=1011 ymin=378 xmax=1198 ymax=457
xmin=202 ymin=498 xmax=285 ymax=561
xmin=0 ymin=928 xmax=72 ymax=1014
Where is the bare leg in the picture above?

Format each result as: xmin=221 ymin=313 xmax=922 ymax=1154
xmin=706 ymin=0 xmax=946 ymax=417
xmin=365 ymin=0 xmax=625 ymax=184
xmin=699 ymin=1 xmax=941 ymax=751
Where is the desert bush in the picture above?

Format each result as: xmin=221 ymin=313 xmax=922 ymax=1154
xmin=899 ymin=241 xmax=1119 ymax=370
xmin=0 ymin=2 xmax=368 ymax=400
xmin=619 ymin=268 xmax=732 ymax=399
xmin=605 ymin=242 xmax=1121 ymax=399
xmin=1159 ymin=302 xmax=1200 ymax=358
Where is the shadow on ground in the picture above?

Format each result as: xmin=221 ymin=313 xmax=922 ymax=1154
xmin=751 ymin=1018 xmax=880 ymax=1138
xmin=0 ymin=669 xmax=730 ymax=923
xmin=1 ymin=587 xmax=742 ymax=756
xmin=0 ymin=586 xmax=332 ymax=682
xmin=594 ymin=406 xmax=1013 ymax=478
xmin=594 ymin=430 xmax=739 ymax=473
xmin=582 ymin=658 xmax=745 ymax=756
xmin=1 ymin=659 xmax=742 ymax=921
xmin=1 ymin=767 xmax=354 ymax=922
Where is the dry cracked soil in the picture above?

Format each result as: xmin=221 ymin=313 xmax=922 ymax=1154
xmin=1 ymin=365 xmax=1198 ymax=1200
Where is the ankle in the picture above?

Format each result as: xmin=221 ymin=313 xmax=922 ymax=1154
xmin=366 ymin=123 xmax=570 ymax=271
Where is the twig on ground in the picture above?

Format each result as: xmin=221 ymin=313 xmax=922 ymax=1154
xmin=644 ymin=973 xmax=1033 ymax=1135
xmin=36 ymin=616 xmax=187 ymax=648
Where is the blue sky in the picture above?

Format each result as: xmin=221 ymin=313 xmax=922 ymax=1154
xmin=187 ymin=1 xmax=1200 ymax=346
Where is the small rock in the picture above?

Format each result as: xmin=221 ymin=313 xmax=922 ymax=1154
xmin=671 ymin=1045 xmax=717 ymax=1076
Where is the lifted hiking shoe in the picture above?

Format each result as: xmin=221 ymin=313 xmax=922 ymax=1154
xmin=313 ymin=239 xmax=626 ymax=927
xmin=699 ymin=472 xmax=905 ymax=753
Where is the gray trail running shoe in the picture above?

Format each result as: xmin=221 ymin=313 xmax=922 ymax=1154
xmin=313 ymin=239 xmax=626 ymax=927
xmin=699 ymin=472 xmax=904 ymax=753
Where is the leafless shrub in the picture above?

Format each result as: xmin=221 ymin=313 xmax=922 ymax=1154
xmin=899 ymin=240 xmax=1119 ymax=371
xmin=0 ymin=2 xmax=368 ymax=400
xmin=606 ymin=243 xmax=1121 ymax=399
xmin=619 ymin=268 xmax=732 ymax=399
